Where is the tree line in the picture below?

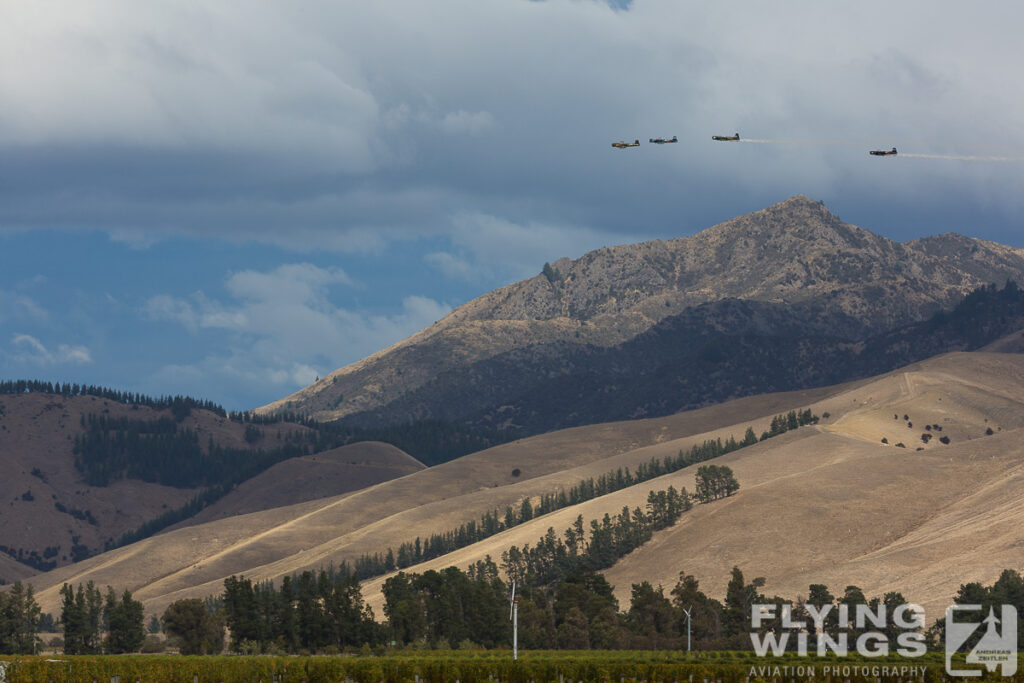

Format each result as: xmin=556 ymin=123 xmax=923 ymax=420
xmin=59 ymin=582 xmax=145 ymax=654
xmin=6 ymin=563 xmax=1022 ymax=654
xmin=0 ymin=582 xmax=39 ymax=654
xmin=335 ymin=407 xmax=819 ymax=581
xmin=0 ymin=380 xmax=225 ymax=417
xmin=501 ymin=485 xmax=695 ymax=588
xmin=72 ymin=413 xmax=316 ymax=488
xmin=219 ymin=571 xmax=378 ymax=655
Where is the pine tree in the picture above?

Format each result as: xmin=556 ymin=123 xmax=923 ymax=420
xmin=104 ymin=588 xmax=145 ymax=653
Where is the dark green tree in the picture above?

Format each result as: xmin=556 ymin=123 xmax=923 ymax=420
xmin=723 ymin=567 xmax=757 ymax=640
xmin=60 ymin=581 xmax=102 ymax=654
xmin=671 ymin=572 xmax=722 ymax=644
xmin=103 ymin=588 xmax=145 ymax=653
xmin=626 ymin=581 xmax=677 ymax=648
xmin=0 ymin=581 xmax=41 ymax=654
xmin=162 ymin=598 xmax=224 ymax=655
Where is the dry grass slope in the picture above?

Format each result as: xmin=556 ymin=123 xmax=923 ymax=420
xmin=26 ymin=381 xmax=855 ymax=616
xmin=357 ymin=352 xmax=1024 ymax=619
xmin=0 ymin=554 xmax=35 ymax=584
xmin=178 ymin=442 xmax=424 ymax=526
xmin=0 ymin=393 xmax=319 ymax=571
xmin=24 ymin=353 xmax=1024 ymax=624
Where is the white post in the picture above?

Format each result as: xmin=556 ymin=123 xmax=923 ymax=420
xmin=512 ymin=581 xmax=520 ymax=659
xmin=510 ymin=580 xmax=519 ymax=661
xmin=513 ymin=598 xmax=519 ymax=661
xmin=683 ymin=607 xmax=692 ymax=655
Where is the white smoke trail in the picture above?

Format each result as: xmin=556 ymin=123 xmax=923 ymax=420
xmin=899 ymin=153 xmax=1024 ymax=162
xmin=739 ymin=138 xmax=877 ymax=147
xmin=722 ymin=136 xmax=1024 ymax=161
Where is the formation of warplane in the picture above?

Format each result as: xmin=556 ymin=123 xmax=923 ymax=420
xmin=612 ymin=132 xmax=905 ymax=158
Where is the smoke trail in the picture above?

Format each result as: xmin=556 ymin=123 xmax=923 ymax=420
xmin=724 ymin=136 xmax=1024 ymax=161
xmin=899 ymin=153 xmax=1024 ymax=162
xmin=739 ymin=138 xmax=867 ymax=147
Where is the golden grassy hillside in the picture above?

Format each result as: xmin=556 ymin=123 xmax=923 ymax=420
xmin=24 ymin=353 xmax=1024 ymax=623
xmin=0 ymin=392 xmax=320 ymax=572
xmin=358 ymin=352 xmax=1024 ymax=619
xmin=26 ymin=381 xmax=852 ymax=616
xmin=178 ymin=441 xmax=424 ymax=526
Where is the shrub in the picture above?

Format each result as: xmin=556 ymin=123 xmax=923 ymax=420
xmin=881 ymin=437 xmax=888 ymax=444
xmin=140 ymin=636 xmax=165 ymax=653
xmin=939 ymin=436 xmax=951 ymax=444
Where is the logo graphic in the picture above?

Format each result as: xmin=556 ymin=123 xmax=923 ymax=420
xmin=945 ymin=605 xmax=1017 ymax=677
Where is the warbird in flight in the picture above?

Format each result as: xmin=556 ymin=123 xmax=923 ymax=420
xmin=612 ymin=139 xmax=641 ymax=149
xmin=649 ymin=136 xmax=678 ymax=144
xmin=712 ymin=133 xmax=740 ymax=141
xmin=869 ymin=147 xmax=898 ymax=156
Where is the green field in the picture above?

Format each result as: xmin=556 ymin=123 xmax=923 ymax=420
xmin=2 ymin=652 xmax=1020 ymax=683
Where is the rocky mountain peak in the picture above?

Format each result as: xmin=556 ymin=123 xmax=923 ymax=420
xmin=261 ymin=197 xmax=1024 ymax=424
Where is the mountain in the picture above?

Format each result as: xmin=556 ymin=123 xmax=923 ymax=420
xmin=24 ymin=352 xmax=1024 ymax=622
xmin=0 ymin=391 xmax=421 ymax=575
xmin=260 ymin=196 xmax=1024 ymax=433
xmin=0 ymin=392 xmax=204 ymax=573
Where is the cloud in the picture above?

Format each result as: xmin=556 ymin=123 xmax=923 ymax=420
xmin=439 ymin=110 xmax=496 ymax=136
xmin=144 ymin=294 xmax=200 ymax=331
xmin=445 ymin=212 xmax=635 ymax=281
xmin=3 ymin=1 xmax=1023 ymax=250
xmin=424 ymin=251 xmax=478 ymax=280
xmin=9 ymin=333 xmax=92 ymax=366
xmin=225 ymin=263 xmax=353 ymax=305
xmin=0 ymin=290 xmax=49 ymax=324
xmin=143 ymin=263 xmax=451 ymax=401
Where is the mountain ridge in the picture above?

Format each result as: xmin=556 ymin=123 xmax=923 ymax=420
xmin=259 ymin=196 xmax=1024 ymax=431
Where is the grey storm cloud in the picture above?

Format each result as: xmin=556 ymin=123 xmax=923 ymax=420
xmin=2 ymin=0 xmax=1024 ymax=247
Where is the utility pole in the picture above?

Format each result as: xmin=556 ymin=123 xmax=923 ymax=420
xmin=510 ymin=580 xmax=519 ymax=661
xmin=683 ymin=606 xmax=692 ymax=656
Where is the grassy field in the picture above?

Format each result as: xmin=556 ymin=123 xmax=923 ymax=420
xmin=2 ymin=651 xmax=1019 ymax=683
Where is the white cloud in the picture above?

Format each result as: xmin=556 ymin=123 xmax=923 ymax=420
xmin=144 ymin=293 xmax=199 ymax=331
xmin=10 ymin=333 xmax=92 ymax=366
xmin=143 ymin=264 xmax=451 ymax=399
xmin=440 ymin=110 xmax=496 ymax=136
xmin=424 ymin=251 xmax=479 ymax=281
xmin=446 ymin=212 xmax=634 ymax=281
xmin=225 ymin=263 xmax=353 ymax=305
xmin=0 ymin=290 xmax=49 ymax=324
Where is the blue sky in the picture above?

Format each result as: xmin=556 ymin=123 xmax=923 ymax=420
xmin=2 ymin=1 xmax=1023 ymax=411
